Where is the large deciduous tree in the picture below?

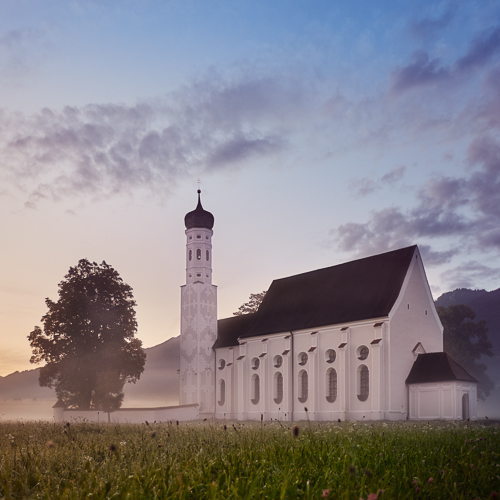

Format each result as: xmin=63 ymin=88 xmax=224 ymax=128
xmin=437 ymin=304 xmax=494 ymax=400
xmin=28 ymin=259 xmax=146 ymax=411
xmin=233 ymin=291 xmax=267 ymax=316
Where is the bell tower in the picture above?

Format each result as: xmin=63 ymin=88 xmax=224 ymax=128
xmin=179 ymin=190 xmax=217 ymax=417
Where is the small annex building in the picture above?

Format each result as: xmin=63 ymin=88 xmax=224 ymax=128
xmin=180 ymin=191 xmax=478 ymax=421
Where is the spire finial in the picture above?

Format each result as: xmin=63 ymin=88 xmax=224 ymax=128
xmin=197 ymin=178 xmax=201 ymax=194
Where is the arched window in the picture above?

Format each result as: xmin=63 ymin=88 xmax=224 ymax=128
xmin=218 ymin=379 xmax=225 ymax=406
xmin=251 ymin=374 xmax=260 ymax=405
xmin=206 ymin=250 xmax=209 ymax=261
xmin=196 ymin=249 xmax=201 ymax=260
xmin=189 ymin=250 xmax=192 ymax=261
xmin=274 ymin=372 xmax=283 ymax=404
xmin=357 ymin=365 xmax=369 ymax=401
xmin=298 ymin=370 xmax=308 ymax=403
xmin=326 ymin=368 xmax=337 ymax=403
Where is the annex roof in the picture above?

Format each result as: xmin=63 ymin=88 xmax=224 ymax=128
xmin=405 ymin=352 xmax=478 ymax=384
xmin=215 ymin=245 xmax=417 ymax=347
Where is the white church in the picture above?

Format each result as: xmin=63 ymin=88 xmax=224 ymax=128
xmin=179 ymin=190 xmax=478 ymax=422
xmin=55 ymin=191 xmax=478 ymax=423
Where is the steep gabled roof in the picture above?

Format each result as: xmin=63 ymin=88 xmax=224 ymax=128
xmin=406 ymin=352 xmax=478 ymax=384
xmin=214 ymin=313 xmax=257 ymax=349
xmin=238 ymin=245 xmax=417 ymax=339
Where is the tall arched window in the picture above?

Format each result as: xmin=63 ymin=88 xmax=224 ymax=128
xmin=357 ymin=365 xmax=369 ymax=401
xmin=326 ymin=368 xmax=337 ymax=403
xmin=189 ymin=250 xmax=192 ymax=261
xmin=251 ymin=374 xmax=260 ymax=405
xmin=206 ymin=250 xmax=209 ymax=261
xmin=196 ymin=249 xmax=201 ymax=260
xmin=218 ymin=379 xmax=225 ymax=406
xmin=274 ymin=372 xmax=283 ymax=404
xmin=298 ymin=370 xmax=308 ymax=403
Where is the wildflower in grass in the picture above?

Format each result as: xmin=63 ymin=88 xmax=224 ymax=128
xmin=428 ymin=477 xmax=433 ymax=484
xmin=364 ymin=468 xmax=373 ymax=478
xmin=293 ymin=425 xmax=300 ymax=438
xmin=367 ymin=493 xmax=378 ymax=500
xmin=109 ymin=444 xmax=117 ymax=453
xmin=322 ymin=489 xmax=329 ymax=497
xmin=349 ymin=465 xmax=356 ymax=475
xmin=491 ymin=493 xmax=498 ymax=500
xmin=45 ymin=440 xmax=54 ymax=449
xmin=440 ymin=470 xmax=444 ymax=474
xmin=151 ymin=431 xmax=156 ymax=438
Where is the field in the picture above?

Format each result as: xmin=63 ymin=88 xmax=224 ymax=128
xmin=0 ymin=420 xmax=499 ymax=499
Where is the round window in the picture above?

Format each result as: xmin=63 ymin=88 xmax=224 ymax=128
xmin=325 ymin=349 xmax=336 ymax=363
xmin=274 ymin=355 xmax=283 ymax=368
xmin=298 ymin=352 xmax=308 ymax=366
xmin=251 ymin=357 xmax=260 ymax=370
xmin=218 ymin=359 xmax=225 ymax=370
xmin=357 ymin=345 xmax=369 ymax=360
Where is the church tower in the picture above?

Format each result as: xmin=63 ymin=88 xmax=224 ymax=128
xmin=179 ymin=190 xmax=217 ymax=417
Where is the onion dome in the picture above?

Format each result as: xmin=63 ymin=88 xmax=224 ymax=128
xmin=184 ymin=190 xmax=214 ymax=230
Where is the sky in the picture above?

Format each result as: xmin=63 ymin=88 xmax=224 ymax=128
xmin=1 ymin=0 xmax=500 ymax=377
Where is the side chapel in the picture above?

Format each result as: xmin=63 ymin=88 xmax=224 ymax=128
xmin=180 ymin=191 xmax=478 ymax=421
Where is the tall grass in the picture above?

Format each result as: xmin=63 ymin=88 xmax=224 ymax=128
xmin=0 ymin=420 xmax=499 ymax=499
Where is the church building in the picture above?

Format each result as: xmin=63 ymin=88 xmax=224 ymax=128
xmin=180 ymin=191 xmax=478 ymax=421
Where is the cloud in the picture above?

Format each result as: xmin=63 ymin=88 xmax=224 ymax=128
xmin=441 ymin=261 xmax=500 ymax=289
xmin=207 ymin=134 xmax=284 ymax=169
xmin=332 ymin=136 xmax=500 ymax=270
xmin=349 ymin=166 xmax=406 ymax=197
xmin=409 ymin=4 xmax=456 ymax=40
xmin=391 ymin=24 xmax=500 ymax=94
xmin=0 ymin=72 xmax=311 ymax=206
xmin=455 ymin=26 xmax=500 ymax=73
xmin=390 ymin=51 xmax=450 ymax=94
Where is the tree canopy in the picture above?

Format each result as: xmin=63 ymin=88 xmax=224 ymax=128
xmin=437 ymin=303 xmax=494 ymax=400
xmin=28 ymin=259 xmax=146 ymax=411
xmin=233 ymin=291 xmax=267 ymax=316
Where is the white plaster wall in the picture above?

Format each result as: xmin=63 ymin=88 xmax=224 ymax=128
xmin=408 ymin=382 xmax=477 ymax=420
xmin=388 ymin=249 xmax=443 ymax=419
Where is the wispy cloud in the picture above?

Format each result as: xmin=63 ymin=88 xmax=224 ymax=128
xmin=409 ymin=3 xmax=456 ymax=40
xmin=349 ymin=166 xmax=407 ymax=197
xmin=0 ymin=72 xmax=311 ymax=206
xmin=441 ymin=261 xmax=500 ymax=289
xmin=391 ymin=24 xmax=500 ymax=94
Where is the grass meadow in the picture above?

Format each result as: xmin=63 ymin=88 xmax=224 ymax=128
xmin=0 ymin=420 xmax=499 ymax=499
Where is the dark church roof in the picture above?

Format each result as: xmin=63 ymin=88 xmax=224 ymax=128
xmin=215 ymin=245 xmax=417 ymax=347
xmin=184 ymin=190 xmax=214 ymax=230
xmin=406 ymin=352 xmax=478 ymax=384
xmin=214 ymin=314 xmax=257 ymax=349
